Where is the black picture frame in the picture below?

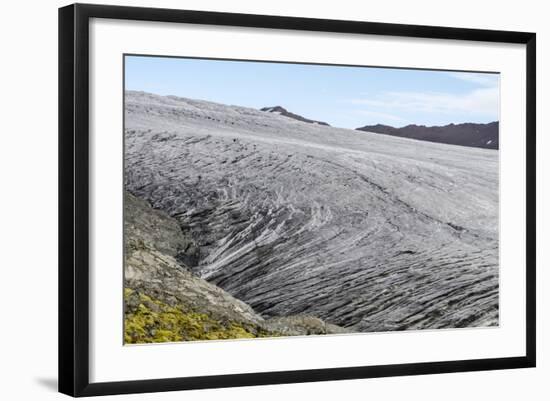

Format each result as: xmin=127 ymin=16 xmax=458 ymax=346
xmin=59 ymin=3 xmax=536 ymax=397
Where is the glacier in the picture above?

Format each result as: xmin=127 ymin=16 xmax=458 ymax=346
xmin=124 ymin=90 xmax=499 ymax=332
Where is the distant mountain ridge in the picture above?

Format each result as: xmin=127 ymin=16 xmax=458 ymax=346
xmin=356 ymin=122 xmax=499 ymax=150
xmin=261 ymin=106 xmax=330 ymax=126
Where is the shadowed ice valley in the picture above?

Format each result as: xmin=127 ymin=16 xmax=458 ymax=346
xmin=123 ymin=90 xmax=498 ymax=342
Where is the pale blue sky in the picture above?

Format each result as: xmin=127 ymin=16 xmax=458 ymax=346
xmin=125 ymin=55 xmax=499 ymax=129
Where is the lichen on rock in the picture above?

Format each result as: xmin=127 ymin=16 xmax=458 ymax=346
xmin=124 ymin=288 xmax=275 ymax=343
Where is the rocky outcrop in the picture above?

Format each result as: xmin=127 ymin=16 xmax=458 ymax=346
xmin=125 ymin=192 xmax=199 ymax=265
xmin=124 ymin=191 xmax=349 ymax=343
xmin=263 ymin=316 xmax=350 ymax=336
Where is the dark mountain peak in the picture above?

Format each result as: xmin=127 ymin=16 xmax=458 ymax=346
xmin=357 ymin=121 xmax=499 ymax=150
xmin=261 ymin=106 xmax=288 ymax=113
xmin=261 ymin=106 xmax=330 ymax=126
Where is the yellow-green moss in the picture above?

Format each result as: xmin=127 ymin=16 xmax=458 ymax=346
xmin=124 ymin=287 xmax=272 ymax=344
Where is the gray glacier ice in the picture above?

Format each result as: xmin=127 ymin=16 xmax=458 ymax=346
xmin=124 ymin=90 xmax=499 ymax=332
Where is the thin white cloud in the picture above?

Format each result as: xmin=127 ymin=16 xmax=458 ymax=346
xmin=446 ymin=72 xmax=499 ymax=87
xmin=354 ymin=110 xmax=407 ymax=124
xmin=350 ymin=86 xmax=499 ymax=117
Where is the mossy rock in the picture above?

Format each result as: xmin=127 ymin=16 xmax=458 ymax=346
xmin=124 ymin=288 xmax=276 ymax=343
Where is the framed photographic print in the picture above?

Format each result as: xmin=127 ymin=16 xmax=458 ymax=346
xmin=58 ymin=3 xmax=536 ymax=397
